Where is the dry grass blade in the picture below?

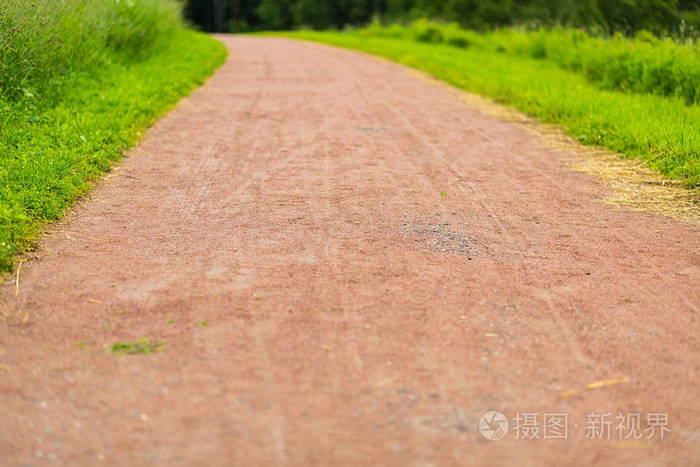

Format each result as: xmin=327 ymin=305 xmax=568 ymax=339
xmin=558 ymin=377 xmax=629 ymax=398
xmin=14 ymin=260 xmax=23 ymax=297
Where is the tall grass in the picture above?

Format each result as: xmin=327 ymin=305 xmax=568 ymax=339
xmin=477 ymin=28 xmax=700 ymax=105
xmin=0 ymin=0 xmax=182 ymax=103
xmin=0 ymin=0 xmax=226 ymax=272
xmin=360 ymin=20 xmax=700 ymax=105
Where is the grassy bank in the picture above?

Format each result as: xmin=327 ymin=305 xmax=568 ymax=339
xmin=269 ymin=26 xmax=699 ymax=188
xmin=0 ymin=1 xmax=226 ymax=272
xmin=364 ymin=21 xmax=700 ymax=105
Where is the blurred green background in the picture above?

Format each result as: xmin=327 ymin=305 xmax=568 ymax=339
xmin=185 ymin=0 xmax=700 ymax=37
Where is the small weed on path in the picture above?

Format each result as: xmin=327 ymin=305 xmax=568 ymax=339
xmin=109 ymin=339 xmax=164 ymax=355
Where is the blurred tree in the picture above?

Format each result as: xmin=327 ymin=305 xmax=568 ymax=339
xmin=182 ymin=0 xmax=694 ymax=35
xmin=597 ymin=0 xmax=680 ymax=34
xmin=256 ymin=0 xmax=294 ymax=30
xmin=291 ymin=0 xmax=335 ymax=28
xmin=384 ymin=0 xmax=415 ymax=20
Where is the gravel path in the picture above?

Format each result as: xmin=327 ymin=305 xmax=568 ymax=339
xmin=1 ymin=36 xmax=698 ymax=465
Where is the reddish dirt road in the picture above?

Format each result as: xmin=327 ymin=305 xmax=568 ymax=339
xmin=1 ymin=36 xmax=699 ymax=465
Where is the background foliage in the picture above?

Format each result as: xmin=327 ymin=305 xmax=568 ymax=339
xmin=185 ymin=0 xmax=700 ymax=37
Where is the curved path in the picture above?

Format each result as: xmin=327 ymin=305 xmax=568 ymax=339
xmin=1 ymin=36 xmax=698 ymax=465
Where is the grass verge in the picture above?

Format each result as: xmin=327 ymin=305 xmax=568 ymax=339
xmin=0 ymin=30 xmax=226 ymax=272
xmin=363 ymin=21 xmax=700 ymax=105
xmin=266 ymin=30 xmax=699 ymax=189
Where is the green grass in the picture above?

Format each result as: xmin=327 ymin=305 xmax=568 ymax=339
xmin=0 ymin=0 xmax=184 ymax=102
xmin=483 ymin=29 xmax=700 ymax=106
xmin=109 ymin=338 xmax=164 ymax=355
xmin=267 ymin=27 xmax=699 ymax=189
xmin=362 ymin=20 xmax=700 ymax=104
xmin=0 ymin=1 xmax=226 ymax=273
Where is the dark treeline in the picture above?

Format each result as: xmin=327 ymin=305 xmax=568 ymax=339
xmin=184 ymin=0 xmax=700 ymax=36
